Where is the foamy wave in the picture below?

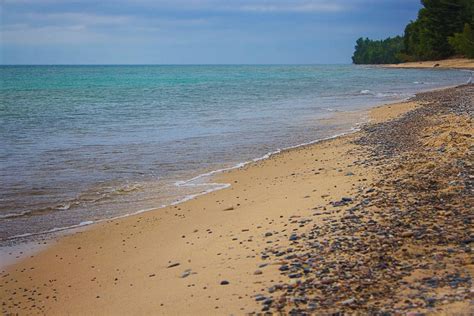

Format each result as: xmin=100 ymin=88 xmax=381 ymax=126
xmin=359 ymin=90 xmax=406 ymax=99
xmin=57 ymin=203 xmax=71 ymax=210
xmin=0 ymin=202 xmax=73 ymax=220
xmin=5 ymin=128 xmax=360 ymax=241
xmin=9 ymin=220 xmax=95 ymax=240
xmin=0 ymin=210 xmax=33 ymax=219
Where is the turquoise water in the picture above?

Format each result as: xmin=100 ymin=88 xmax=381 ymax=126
xmin=0 ymin=65 xmax=469 ymax=240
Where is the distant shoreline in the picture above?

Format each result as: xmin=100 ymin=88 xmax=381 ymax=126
xmin=379 ymin=58 xmax=474 ymax=70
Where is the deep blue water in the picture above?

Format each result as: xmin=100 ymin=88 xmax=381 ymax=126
xmin=0 ymin=65 xmax=469 ymax=239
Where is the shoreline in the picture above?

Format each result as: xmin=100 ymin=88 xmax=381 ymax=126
xmin=381 ymin=58 xmax=474 ymax=70
xmin=0 ymin=124 xmax=363 ymax=272
xmin=0 ymin=89 xmax=436 ymax=245
xmin=0 ymin=96 xmax=410 ymax=270
xmin=1 ymin=112 xmax=369 ymax=248
xmin=1 ymin=65 xmax=469 ymax=244
xmin=1 ymin=84 xmax=472 ymax=314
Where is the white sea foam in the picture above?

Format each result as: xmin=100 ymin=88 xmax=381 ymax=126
xmin=6 ymin=127 xmax=359 ymax=242
xmin=8 ymin=220 xmax=96 ymax=240
xmin=0 ymin=210 xmax=33 ymax=219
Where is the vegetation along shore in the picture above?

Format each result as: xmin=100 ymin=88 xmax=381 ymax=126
xmin=352 ymin=0 xmax=474 ymax=64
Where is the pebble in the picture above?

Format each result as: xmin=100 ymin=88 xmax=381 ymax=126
xmin=167 ymin=263 xmax=180 ymax=268
xmin=254 ymin=86 xmax=474 ymax=314
xmin=181 ymin=269 xmax=192 ymax=278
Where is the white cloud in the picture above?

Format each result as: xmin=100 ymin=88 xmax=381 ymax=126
xmin=25 ymin=12 xmax=132 ymax=26
xmin=129 ymin=0 xmax=351 ymax=13
xmin=4 ymin=0 xmax=352 ymax=13
xmin=0 ymin=0 xmax=353 ymax=46
xmin=236 ymin=2 xmax=346 ymax=13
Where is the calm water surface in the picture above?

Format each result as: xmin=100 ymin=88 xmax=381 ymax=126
xmin=0 ymin=65 xmax=469 ymax=240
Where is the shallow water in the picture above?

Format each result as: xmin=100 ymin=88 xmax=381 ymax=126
xmin=0 ymin=65 xmax=469 ymax=241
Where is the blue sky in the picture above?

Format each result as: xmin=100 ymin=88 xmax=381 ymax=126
xmin=1 ymin=0 xmax=421 ymax=64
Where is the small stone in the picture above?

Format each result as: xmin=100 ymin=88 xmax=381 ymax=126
xmin=254 ymin=270 xmax=263 ymax=275
xmin=220 ymin=280 xmax=229 ymax=285
xmin=288 ymin=273 xmax=302 ymax=279
xmin=289 ymin=234 xmax=298 ymax=241
xmin=255 ymin=294 xmax=266 ymax=301
xmin=181 ymin=269 xmax=191 ymax=278
xmin=341 ymin=297 xmax=355 ymax=305
xmin=279 ymin=265 xmax=289 ymax=272
xmin=167 ymin=263 xmax=180 ymax=268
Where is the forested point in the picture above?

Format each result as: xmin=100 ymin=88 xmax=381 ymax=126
xmin=352 ymin=0 xmax=474 ymax=64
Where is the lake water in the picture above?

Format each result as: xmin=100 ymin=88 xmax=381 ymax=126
xmin=0 ymin=64 xmax=469 ymax=241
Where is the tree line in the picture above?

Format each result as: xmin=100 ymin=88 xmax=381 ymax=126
xmin=352 ymin=0 xmax=474 ymax=64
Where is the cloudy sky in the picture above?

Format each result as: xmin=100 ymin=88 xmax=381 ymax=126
xmin=1 ymin=0 xmax=421 ymax=64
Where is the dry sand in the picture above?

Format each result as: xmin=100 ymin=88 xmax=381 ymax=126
xmin=1 ymin=86 xmax=472 ymax=315
xmin=383 ymin=58 xmax=474 ymax=70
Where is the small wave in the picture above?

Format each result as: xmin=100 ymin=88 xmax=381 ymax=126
xmin=8 ymin=220 xmax=95 ymax=240
xmin=359 ymin=90 xmax=406 ymax=99
xmin=375 ymin=92 xmax=393 ymax=98
xmin=57 ymin=203 xmax=71 ymax=210
xmin=5 ymin=128 xmax=361 ymax=241
xmin=113 ymin=183 xmax=142 ymax=194
xmin=0 ymin=202 xmax=74 ymax=220
xmin=0 ymin=210 xmax=33 ymax=219
xmin=175 ymin=129 xmax=357 ymax=191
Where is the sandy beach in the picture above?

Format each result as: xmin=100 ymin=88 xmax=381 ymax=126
xmin=383 ymin=58 xmax=474 ymax=70
xmin=1 ymin=85 xmax=473 ymax=315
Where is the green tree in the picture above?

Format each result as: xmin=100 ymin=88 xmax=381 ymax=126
xmin=353 ymin=0 xmax=473 ymax=64
xmin=449 ymin=23 xmax=474 ymax=58
xmin=352 ymin=36 xmax=404 ymax=64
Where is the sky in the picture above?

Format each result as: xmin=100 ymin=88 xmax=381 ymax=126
xmin=0 ymin=0 xmax=422 ymax=64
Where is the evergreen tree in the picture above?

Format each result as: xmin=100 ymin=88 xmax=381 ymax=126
xmin=449 ymin=24 xmax=474 ymax=58
xmin=353 ymin=0 xmax=473 ymax=64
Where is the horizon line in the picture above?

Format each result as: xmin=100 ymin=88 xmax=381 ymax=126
xmin=0 ymin=63 xmax=354 ymax=66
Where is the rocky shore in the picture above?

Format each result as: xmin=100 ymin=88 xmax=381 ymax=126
xmin=256 ymin=85 xmax=473 ymax=314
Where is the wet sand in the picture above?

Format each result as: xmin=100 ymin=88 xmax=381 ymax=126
xmin=1 ymin=85 xmax=473 ymax=315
